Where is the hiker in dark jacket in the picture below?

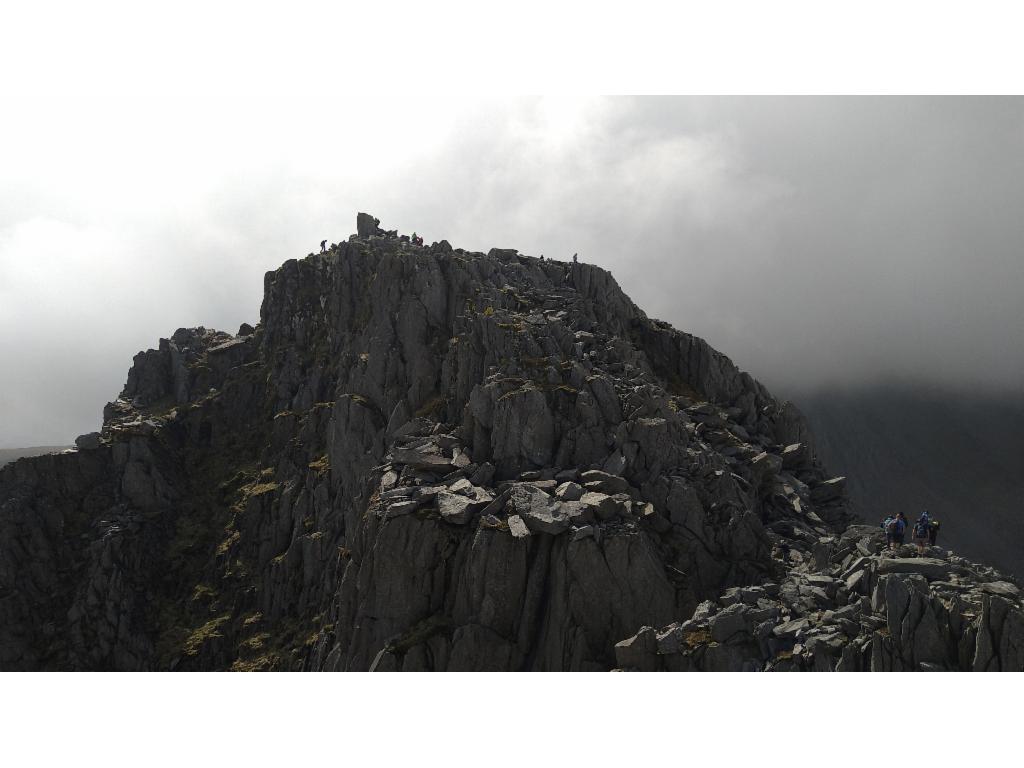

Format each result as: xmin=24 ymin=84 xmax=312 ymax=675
xmin=888 ymin=512 xmax=907 ymax=550
xmin=928 ymin=517 xmax=941 ymax=546
xmin=320 ymin=239 xmax=327 ymax=253
xmin=913 ymin=512 xmax=931 ymax=555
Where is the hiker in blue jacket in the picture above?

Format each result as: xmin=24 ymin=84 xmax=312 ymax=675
xmin=887 ymin=512 xmax=907 ymax=550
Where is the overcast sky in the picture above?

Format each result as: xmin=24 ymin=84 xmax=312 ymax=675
xmin=3 ymin=89 xmax=1023 ymax=446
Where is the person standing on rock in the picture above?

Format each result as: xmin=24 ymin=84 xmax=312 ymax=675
xmin=882 ymin=515 xmax=895 ymax=549
xmin=891 ymin=511 xmax=907 ymax=550
xmin=913 ymin=513 xmax=931 ymax=556
xmin=320 ymin=240 xmax=327 ymax=254
xmin=928 ymin=516 xmax=941 ymax=547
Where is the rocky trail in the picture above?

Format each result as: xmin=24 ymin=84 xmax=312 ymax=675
xmin=1 ymin=214 xmax=1020 ymax=671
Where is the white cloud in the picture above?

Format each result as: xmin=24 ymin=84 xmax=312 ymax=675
xmin=2 ymin=92 xmax=1023 ymax=446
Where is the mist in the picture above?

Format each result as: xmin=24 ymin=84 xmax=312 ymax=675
xmin=3 ymin=95 xmax=1024 ymax=447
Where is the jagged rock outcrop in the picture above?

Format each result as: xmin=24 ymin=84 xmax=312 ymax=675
xmin=1 ymin=215 xmax=1019 ymax=671
xmin=614 ymin=527 xmax=1023 ymax=672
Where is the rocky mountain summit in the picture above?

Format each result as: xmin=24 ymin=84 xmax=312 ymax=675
xmin=2 ymin=215 xmax=1021 ymax=671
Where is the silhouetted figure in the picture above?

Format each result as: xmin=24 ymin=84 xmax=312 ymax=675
xmin=320 ymin=240 xmax=327 ymax=254
xmin=572 ymin=253 xmax=578 ymax=263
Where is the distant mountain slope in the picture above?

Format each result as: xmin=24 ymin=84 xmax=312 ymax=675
xmin=0 ymin=446 xmax=71 ymax=467
xmin=797 ymin=387 xmax=1024 ymax=578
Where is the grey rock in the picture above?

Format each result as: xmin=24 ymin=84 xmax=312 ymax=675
xmin=469 ymin=462 xmax=496 ymax=486
xmin=580 ymin=469 xmax=630 ymax=494
xmin=877 ymin=558 xmax=953 ymax=581
xmin=391 ymin=448 xmax=454 ymax=472
xmin=570 ymin=524 xmax=596 ymax=542
xmin=781 ymin=442 xmax=811 ymax=469
xmin=751 ymin=451 xmax=783 ymax=483
xmin=436 ymin=492 xmax=480 ymax=525
xmin=508 ymin=484 xmax=570 ymax=535
xmin=528 ymin=479 xmax=558 ymax=492
xmin=614 ymin=626 xmax=659 ymax=671
xmin=506 ymin=515 xmax=531 ymax=539
xmin=602 ymin=451 xmax=628 ymax=476
xmin=637 ymin=501 xmax=671 ymax=533
xmin=554 ymin=481 xmax=584 ymax=501
xmin=382 ymin=498 xmax=424 ymax=518
xmin=579 ymin=491 xmax=622 ymax=521
xmin=656 ymin=623 xmax=684 ymax=655
xmin=75 ymin=432 xmax=102 ymax=450
xmin=709 ymin=603 xmax=749 ymax=643
xmin=691 ymin=600 xmax=718 ymax=623
xmin=356 ymin=212 xmax=382 ymax=237
xmin=559 ymin=501 xmax=594 ymax=525
xmin=978 ymin=581 xmax=1020 ymax=598
xmin=773 ymin=618 xmax=810 ymax=638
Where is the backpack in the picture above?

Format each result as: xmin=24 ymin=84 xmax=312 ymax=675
xmin=882 ymin=517 xmax=893 ymax=533
xmin=893 ymin=517 xmax=906 ymax=535
xmin=914 ymin=520 xmax=929 ymax=538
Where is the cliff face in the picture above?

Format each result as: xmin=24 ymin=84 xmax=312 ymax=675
xmin=1 ymin=217 xmax=1020 ymax=671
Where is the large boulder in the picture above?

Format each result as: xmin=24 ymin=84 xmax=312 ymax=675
xmin=436 ymin=492 xmax=481 ymax=525
xmin=356 ymin=212 xmax=382 ymax=237
xmin=877 ymin=558 xmax=953 ymax=581
xmin=580 ymin=469 xmax=631 ymax=494
xmin=614 ymin=626 xmax=659 ymax=671
xmin=507 ymin=484 xmax=571 ymax=535
xmin=391 ymin=449 xmax=454 ymax=473
xmin=579 ymin=491 xmax=622 ymax=521
xmin=75 ymin=432 xmax=102 ymax=450
xmin=709 ymin=603 xmax=750 ymax=643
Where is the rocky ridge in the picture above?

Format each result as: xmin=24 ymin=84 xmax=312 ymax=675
xmin=1 ymin=215 xmax=1020 ymax=671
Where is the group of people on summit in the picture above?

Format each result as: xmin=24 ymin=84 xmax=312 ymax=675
xmin=881 ymin=510 xmax=941 ymax=555
xmin=318 ymin=229 xmax=582 ymax=264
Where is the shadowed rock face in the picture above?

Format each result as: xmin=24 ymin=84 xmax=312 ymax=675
xmin=1 ymin=218 xmax=1019 ymax=671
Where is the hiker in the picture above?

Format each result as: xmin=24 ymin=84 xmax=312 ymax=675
xmin=885 ymin=512 xmax=907 ymax=551
xmin=320 ymin=239 xmax=327 ymax=254
xmin=881 ymin=515 xmax=895 ymax=549
xmin=891 ymin=512 xmax=907 ymax=549
xmin=928 ymin=516 xmax=941 ymax=546
xmin=572 ymin=252 xmax=578 ymax=263
xmin=540 ymin=254 xmax=545 ymax=261
xmin=912 ymin=513 xmax=931 ymax=556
